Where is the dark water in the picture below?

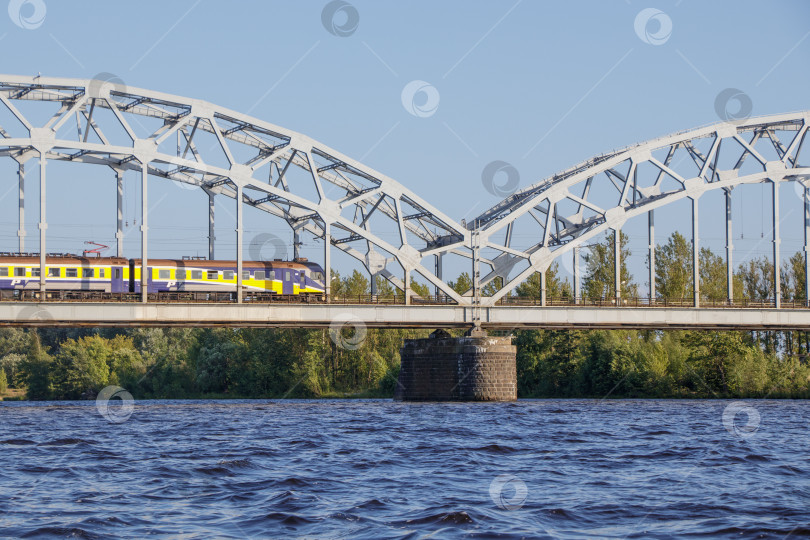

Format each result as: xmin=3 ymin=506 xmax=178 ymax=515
xmin=1 ymin=399 xmax=809 ymax=539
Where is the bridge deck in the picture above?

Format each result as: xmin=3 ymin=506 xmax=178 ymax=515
xmin=2 ymin=302 xmax=810 ymax=330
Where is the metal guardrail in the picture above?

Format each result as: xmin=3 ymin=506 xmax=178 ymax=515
xmin=1 ymin=290 xmax=809 ymax=309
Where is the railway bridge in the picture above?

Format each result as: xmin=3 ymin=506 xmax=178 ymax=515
xmin=0 ymin=76 xmax=807 ymax=332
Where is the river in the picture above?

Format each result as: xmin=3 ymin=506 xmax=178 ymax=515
xmin=1 ymin=399 xmax=808 ymax=538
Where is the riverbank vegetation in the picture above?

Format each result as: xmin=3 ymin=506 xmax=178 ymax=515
xmin=1 ymin=232 xmax=809 ymax=400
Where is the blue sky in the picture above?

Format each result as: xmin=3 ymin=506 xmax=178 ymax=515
xmin=1 ymin=0 xmax=809 ymax=289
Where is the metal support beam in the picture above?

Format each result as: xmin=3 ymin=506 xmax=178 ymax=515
xmin=324 ymin=222 xmax=331 ymax=303
xmin=773 ymin=180 xmax=781 ymax=308
xmin=236 ymin=184 xmax=243 ymax=304
xmin=116 ymin=170 xmax=124 ymax=258
xmin=293 ymin=230 xmax=300 ymax=260
xmin=648 ymin=210 xmax=655 ymax=302
xmin=614 ymin=228 xmax=621 ymax=303
xmin=540 ymin=270 xmax=547 ymax=306
xmin=17 ymin=162 xmax=25 ymax=253
xmin=435 ymin=253 xmax=443 ymax=298
xmin=573 ymin=247 xmax=580 ymax=304
xmin=726 ymin=189 xmax=733 ymax=303
xmin=38 ymin=156 xmax=46 ymax=296
xmin=404 ymin=269 xmax=411 ymax=306
xmin=805 ymin=183 xmax=810 ymax=308
xmin=692 ymin=197 xmax=699 ymax=308
xmin=141 ymin=161 xmax=148 ymax=303
xmin=208 ymin=191 xmax=215 ymax=260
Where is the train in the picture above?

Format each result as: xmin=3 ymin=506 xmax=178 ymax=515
xmin=0 ymin=253 xmax=327 ymax=299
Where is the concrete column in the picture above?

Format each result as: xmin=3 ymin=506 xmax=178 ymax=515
xmin=648 ymin=210 xmax=655 ymax=302
xmin=573 ymin=247 xmax=580 ymax=304
xmin=141 ymin=161 xmax=148 ymax=303
xmin=726 ymin=189 xmax=733 ymax=304
xmin=614 ymin=228 xmax=621 ymax=303
xmin=805 ymin=184 xmax=809 ymax=307
xmin=692 ymin=197 xmax=699 ymax=308
xmin=773 ymin=180 xmax=781 ymax=308
xmin=38 ymin=156 xmax=46 ymax=296
xmin=236 ymin=183 xmax=243 ymax=304
xmin=116 ymin=170 xmax=124 ymax=258
xmin=18 ymin=162 xmax=25 ymax=253
xmin=540 ymin=270 xmax=546 ymax=306
xmin=324 ymin=222 xmax=331 ymax=302
xmin=208 ymin=191 xmax=215 ymax=260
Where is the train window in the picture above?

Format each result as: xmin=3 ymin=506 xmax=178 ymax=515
xmin=223 ymin=270 xmax=234 ymax=280
xmin=268 ymin=270 xmax=275 ymax=280
xmin=207 ymin=270 xmax=218 ymax=280
xmin=312 ymin=272 xmax=323 ymax=281
xmin=254 ymin=271 xmax=265 ymax=280
xmin=0 ymin=267 xmax=7 ymax=277
xmin=285 ymin=271 xmax=291 ymax=282
xmin=242 ymin=270 xmax=250 ymax=280
xmin=83 ymin=269 xmax=94 ymax=278
xmin=66 ymin=268 xmax=78 ymax=278
xmin=48 ymin=268 xmax=60 ymax=277
xmin=14 ymin=267 xmax=25 ymax=277
xmin=300 ymin=274 xmax=306 ymax=285
xmin=114 ymin=268 xmax=121 ymax=279
xmin=31 ymin=268 xmax=40 ymax=277
xmin=191 ymin=270 xmax=203 ymax=280
xmin=176 ymin=269 xmax=186 ymax=280
xmin=158 ymin=270 xmax=170 ymax=280
xmin=99 ymin=269 xmax=106 ymax=278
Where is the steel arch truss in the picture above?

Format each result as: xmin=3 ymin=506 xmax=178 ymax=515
xmin=471 ymin=111 xmax=810 ymax=306
xmin=0 ymin=75 xmax=467 ymax=303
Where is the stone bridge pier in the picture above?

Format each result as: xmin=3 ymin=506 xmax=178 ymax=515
xmin=394 ymin=329 xmax=517 ymax=401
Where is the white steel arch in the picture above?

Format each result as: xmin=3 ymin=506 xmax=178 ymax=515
xmin=0 ymin=74 xmax=468 ymax=304
xmin=470 ymin=111 xmax=810 ymax=307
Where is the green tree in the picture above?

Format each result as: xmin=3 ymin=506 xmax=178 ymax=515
xmin=655 ymin=232 xmax=692 ymax=301
xmin=0 ymin=369 xmax=7 ymax=394
xmin=514 ymin=262 xmax=571 ymax=301
xmin=582 ymin=231 xmax=636 ymax=300
xmin=50 ymin=335 xmax=112 ymax=399
xmin=449 ymin=272 xmax=472 ymax=295
xmin=20 ymin=333 xmax=52 ymax=399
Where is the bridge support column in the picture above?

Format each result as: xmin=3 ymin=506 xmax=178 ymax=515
xmin=395 ymin=330 xmax=516 ymax=401
xmin=116 ymin=170 xmax=124 ymax=258
xmin=435 ymin=253 xmax=442 ymax=298
xmin=236 ymin=183 xmax=243 ymax=304
xmin=540 ymin=270 xmax=546 ymax=306
xmin=18 ymin=162 xmax=25 ymax=253
xmin=804 ymin=183 xmax=809 ymax=307
xmin=648 ymin=210 xmax=655 ymax=302
xmin=726 ymin=189 xmax=733 ymax=304
xmin=324 ymin=222 xmax=331 ymax=302
xmin=38 ymin=156 xmax=46 ymax=296
xmin=207 ymin=190 xmax=215 ymax=260
xmin=404 ymin=269 xmax=411 ymax=306
xmin=573 ymin=248 xmax=580 ymax=304
xmin=692 ymin=197 xmax=699 ymax=308
xmin=773 ymin=180 xmax=781 ymax=308
xmin=613 ymin=228 xmax=621 ymax=304
xmin=140 ymin=161 xmax=148 ymax=303
xmin=293 ymin=230 xmax=300 ymax=260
